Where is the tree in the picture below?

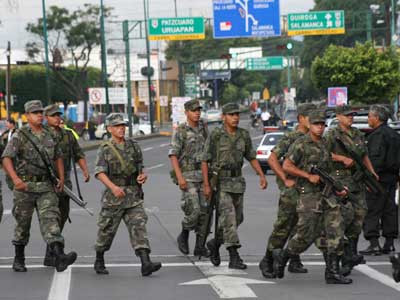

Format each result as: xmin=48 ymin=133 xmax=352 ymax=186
xmin=25 ymin=4 xmax=112 ymax=104
xmin=311 ymin=42 xmax=400 ymax=104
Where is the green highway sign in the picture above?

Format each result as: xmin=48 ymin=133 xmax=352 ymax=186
xmin=184 ymin=74 xmax=200 ymax=98
xmin=149 ymin=17 xmax=205 ymax=41
xmin=288 ymin=10 xmax=345 ymax=36
xmin=245 ymin=56 xmax=286 ymax=71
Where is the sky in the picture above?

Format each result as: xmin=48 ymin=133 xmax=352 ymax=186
xmin=0 ymin=0 xmax=315 ymax=51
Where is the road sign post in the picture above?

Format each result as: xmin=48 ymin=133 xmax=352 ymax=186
xmin=148 ymin=17 xmax=205 ymax=41
xmin=288 ymin=10 xmax=345 ymax=36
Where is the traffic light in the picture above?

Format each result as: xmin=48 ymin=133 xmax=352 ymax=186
xmin=220 ymin=53 xmax=232 ymax=59
xmin=16 ymin=61 xmax=29 ymax=65
xmin=150 ymin=85 xmax=156 ymax=97
xmin=276 ymin=43 xmax=293 ymax=51
xmin=141 ymin=66 xmax=154 ymax=77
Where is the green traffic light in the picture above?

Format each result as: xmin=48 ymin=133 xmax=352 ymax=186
xmin=287 ymin=42 xmax=293 ymax=50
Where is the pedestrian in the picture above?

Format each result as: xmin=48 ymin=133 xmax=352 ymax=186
xmin=2 ymin=100 xmax=77 ymax=273
xmin=361 ymin=105 xmax=399 ymax=255
xmin=93 ymin=113 xmax=161 ymax=276
xmin=273 ymin=110 xmax=352 ymax=284
xmin=1 ymin=118 xmax=16 ymax=146
xmin=325 ymin=105 xmax=377 ymax=273
xmin=168 ymin=99 xmax=210 ymax=257
xmin=42 ymin=104 xmax=90 ymax=267
xmin=259 ymin=103 xmax=315 ymax=278
xmin=260 ymin=108 xmax=271 ymax=127
xmin=202 ymin=102 xmax=267 ymax=269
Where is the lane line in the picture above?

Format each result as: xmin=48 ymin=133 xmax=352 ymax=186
xmin=355 ymin=264 xmax=400 ymax=292
xmin=159 ymin=143 xmax=170 ymax=147
xmin=146 ymin=164 xmax=165 ymax=170
xmin=47 ymin=267 xmax=72 ymax=300
xmin=143 ymin=147 xmax=154 ymax=152
xmin=251 ymin=135 xmax=264 ymax=140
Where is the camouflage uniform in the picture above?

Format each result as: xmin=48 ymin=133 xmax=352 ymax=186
xmin=202 ymin=126 xmax=256 ymax=249
xmin=2 ymin=125 xmax=64 ymax=246
xmin=168 ymin=121 xmax=209 ymax=243
xmin=94 ymin=137 xmax=150 ymax=253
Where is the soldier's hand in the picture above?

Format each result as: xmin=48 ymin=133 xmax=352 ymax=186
xmin=56 ymin=179 xmax=64 ymax=193
xmin=178 ymin=177 xmax=188 ymax=191
xmin=137 ymin=173 xmax=147 ymax=185
xmin=308 ymin=174 xmax=320 ymax=184
xmin=111 ymin=185 xmax=126 ymax=198
xmin=204 ymin=184 xmax=212 ymax=201
xmin=83 ymin=171 xmax=90 ymax=182
xmin=335 ymin=188 xmax=348 ymax=197
xmin=259 ymin=175 xmax=267 ymax=190
xmin=342 ymin=157 xmax=354 ymax=168
xmin=284 ymin=178 xmax=296 ymax=188
xmin=14 ymin=178 xmax=28 ymax=191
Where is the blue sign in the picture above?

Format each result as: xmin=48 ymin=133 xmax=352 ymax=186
xmin=213 ymin=0 xmax=281 ymax=39
xmin=328 ymin=87 xmax=348 ymax=107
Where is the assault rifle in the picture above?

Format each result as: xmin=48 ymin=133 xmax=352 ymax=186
xmin=310 ymin=165 xmax=357 ymax=205
xmin=335 ymin=137 xmax=385 ymax=196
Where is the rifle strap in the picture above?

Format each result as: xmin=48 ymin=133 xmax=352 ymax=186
xmin=19 ymin=129 xmax=52 ymax=172
xmin=105 ymin=141 xmax=127 ymax=173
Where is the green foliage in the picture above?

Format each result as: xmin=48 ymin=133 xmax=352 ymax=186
xmin=220 ymin=84 xmax=239 ymax=105
xmin=311 ymin=42 xmax=400 ymax=104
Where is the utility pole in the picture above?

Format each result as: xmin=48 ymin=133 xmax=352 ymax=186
xmin=174 ymin=0 xmax=178 ymax=17
xmin=143 ymin=0 xmax=154 ymax=133
xmin=123 ymin=20 xmax=133 ymax=137
xmin=41 ymin=0 xmax=51 ymax=104
xmin=391 ymin=0 xmax=397 ymax=46
xmin=367 ymin=10 xmax=372 ymax=41
xmin=6 ymin=41 xmax=11 ymax=119
xmin=100 ymin=0 xmax=110 ymax=114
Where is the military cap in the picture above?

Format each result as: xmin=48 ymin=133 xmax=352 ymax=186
xmin=222 ymin=102 xmax=241 ymax=114
xmin=308 ymin=110 xmax=326 ymax=124
xmin=105 ymin=113 xmax=128 ymax=127
xmin=24 ymin=100 xmax=44 ymax=113
xmin=44 ymin=104 xmax=62 ymax=116
xmin=184 ymin=99 xmax=202 ymax=111
xmin=335 ymin=104 xmax=355 ymax=116
xmin=297 ymin=103 xmax=316 ymax=116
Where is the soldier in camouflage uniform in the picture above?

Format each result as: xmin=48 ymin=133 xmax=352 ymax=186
xmin=2 ymin=100 xmax=77 ymax=273
xmin=93 ymin=113 xmax=161 ymax=276
xmin=202 ymin=103 xmax=267 ymax=269
xmin=273 ymin=110 xmax=352 ymax=284
xmin=42 ymin=104 xmax=90 ymax=266
xmin=325 ymin=105 xmax=376 ymax=273
xmin=259 ymin=103 xmax=316 ymax=278
xmin=169 ymin=99 xmax=210 ymax=257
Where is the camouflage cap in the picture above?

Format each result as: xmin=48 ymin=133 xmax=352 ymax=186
xmin=105 ymin=113 xmax=128 ymax=127
xmin=308 ymin=110 xmax=326 ymax=124
xmin=222 ymin=102 xmax=241 ymax=114
xmin=24 ymin=100 xmax=44 ymax=113
xmin=335 ymin=104 xmax=355 ymax=116
xmin=184 ymin=99 xmax=202 ymax=111
xmin=44 ymin=104 xmax=62 ymax=116
xmin=297 ymin=103 xmax=317 ymax=116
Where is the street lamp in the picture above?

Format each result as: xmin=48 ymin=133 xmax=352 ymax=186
xmin=100 ymin=0 xmax=110 ymax=113
xmin=41 ymin=0 xmax=51 ymax=104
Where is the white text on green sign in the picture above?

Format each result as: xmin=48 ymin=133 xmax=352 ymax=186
xmin=149 ymin=17 xmax=205 ymax=41
xmin=245 ymin=57 xmax=286 ymax=71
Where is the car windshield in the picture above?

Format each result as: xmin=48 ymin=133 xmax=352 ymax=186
xmin=262 ymin=134 xmax=283 ymax=146
xmin=284 ymin=110 xmax=297 ymax=122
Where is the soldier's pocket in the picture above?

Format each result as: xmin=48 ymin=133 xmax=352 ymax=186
xmin=102 ymin=189 xmax=124 ymax=207
xmin=297 ymin=194 xmax=321 ymax=213
xmin=181 ymin=197 xmax=194 ymax=216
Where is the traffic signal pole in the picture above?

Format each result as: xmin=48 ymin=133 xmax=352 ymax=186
xmin=41 ymin=0 xmax=51 ymax=104
xmin=123 ymin=20 xmax=133 ymax=137
xmin=143 ymin=0 xmax=154 ymax=133
xmin=100 ymin=0 xmax=110 ymax=114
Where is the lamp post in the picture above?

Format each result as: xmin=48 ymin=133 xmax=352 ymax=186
xmin=6 ymin=41 xmax=11 ymax=119
xmin=41 ymin=0 xmax=51 ymax=104
xmin=391 ymin=0 xmax=397 ymax=46
xmin=100 ymin=0 xmax=110 ymax=114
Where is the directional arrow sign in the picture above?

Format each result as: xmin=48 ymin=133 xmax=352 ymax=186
xmin=180 ymin=275 xmax=274 ymax=299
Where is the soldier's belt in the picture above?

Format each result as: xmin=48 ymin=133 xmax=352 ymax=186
xmin=181 ymin=162 xmax=202 ymax=172
xmin=298 ymin=185 xmax=321 ymax=194
xmin=110 ymin=175 xmax=137 ymax=187
xmin=20 ymin=175 xmax=50 ymax=182
xmin=219 ymin=169 xmax=242 ymax=177
xmin=333 ymin=169 xmax=352 ymax=177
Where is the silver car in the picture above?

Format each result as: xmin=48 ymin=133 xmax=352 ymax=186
xmin=256 ymin=132 xmax=285 ymax=174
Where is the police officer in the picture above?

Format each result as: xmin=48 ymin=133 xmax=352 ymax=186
xmin=361 ymin=105 xmax=399 ymax=255
xmin=273 ymin=110 xmax=352 ymax=284
xmin=259 ymin=103 xmax=315 ymax=278
xmin=2 ymin=100 xmax=77 ymax=272
xmin=42 ymin=104 xmax=90 ymax=266
xmin=202 ymin=102 xmax=267 ymax=269
xmin=93 ymin=113 xmax=161 ymax=276
xmin=169 ymin=99 xmax=210 ymax=257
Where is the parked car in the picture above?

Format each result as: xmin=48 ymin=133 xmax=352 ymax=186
xmin=256 ymin=132 xmax=285 ymax=174
xmin=327 ymin=115 xmax=400 ymax=135
xmin=205 ymin=109 xmax=222 ymax=124
xmin=95 ymin=121 xmax=154 ymax=140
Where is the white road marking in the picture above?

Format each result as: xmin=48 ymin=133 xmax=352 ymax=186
xmin=242 ymin=164 xmax=249 ymax=169
xmin=181 ymin=275 xmax=274 ymax=299
xmin=143 ymin=147 xmax=154 ymax=152
xmin=47 ymin=267 xmax=72 ymax=300
xmin=3 ymin=209 xmax=11 ymax=215
xmin=146 ymin=164 xmax=165 ymax=170
xmin=355 ymin=264 xmax=400 ymax=292
xmin=251 ymin=135 xmax=264 ymax=140
xmin=159 ymin=143 xmax=170 ymax=147
xmin=198 ymin=265 xmax=247 ymax=276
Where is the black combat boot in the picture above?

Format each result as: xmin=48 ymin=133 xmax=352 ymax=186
xmin=259 ymin=249 xmax=275 ymax=278
xmin=207 ymin=238 xmax=221 ymax=266
xmin=227 ymin=246 xmax=247 ymax=270
xmin=193 ymin=235 xmax=210 ymax=258
xmin=177 ymin=229 xmax=190 ymax=255
xmin=382 ymin=238 xmax=396 ymax=254
xmin=359 ymin=238 xmax=381 ymax=256
xmin=94 ymin=251 xmax=109 ymax=275
xmin=136 ymin=248 xmax=162 ymax=276
xmin=12 ymin=245 xmax=27 ymax=272
xmin=51 ymin=242 xmax=77 ymax=272
xmin=390 ymin=253 xmax=400 ymax=283
xmin=272 ymin=249 xmax=291 ymax=279
xmin=325 ymin=253 xmax=353 ymax=284
xmin=340 ymin=242 xmax=353 ymax=277
xmin=288 ymin=254 xmax=308 ymax=273
xmin=350 ymin=237 xmax=366 ymax=264
xmin=43 ymin=245 xmax=55 ymax=267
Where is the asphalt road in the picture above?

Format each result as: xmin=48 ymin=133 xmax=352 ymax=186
xmin=0 ymin=120 xmax=399 ymax=300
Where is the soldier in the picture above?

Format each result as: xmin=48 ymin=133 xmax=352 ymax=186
xmin=168 ymin=99 xmax=210 ymax=257
xmin=42 ymin=104 xmax=90 ymax=266
xmin=201 ymin=102 xmax=267 ymax=269
xmin=273 ymin=110 xmax=352 ymax=284
xmin=259 ymin=103 xmax=316 ymax=278
xmin=2 ymin=100 xmax=77 ymax=273
xmin=93 ymin=113 xmax=161 ymax=276
xmin=325 ymin=105 xmax=377 ymax=273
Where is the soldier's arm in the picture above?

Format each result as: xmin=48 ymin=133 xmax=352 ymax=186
xmin=268 ymin=152 xmax=287 ymax=182
xmin=2 ymin=157 xmax=27 ymax=191
xmin=363 ymin=155 xmax=379 ymax=179
xmin=96 ymin=172 xmax=126 ymax=198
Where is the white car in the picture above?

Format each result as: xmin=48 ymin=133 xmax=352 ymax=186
xmin=95 ymin=122 xmax=153 ymax=140
xmin=206 ymin=109 xmax=222 ymax=124
xmin=256 ymin=132 xmax=285 ymax=174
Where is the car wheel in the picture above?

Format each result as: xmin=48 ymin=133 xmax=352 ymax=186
xmin=81 ymin=130 xmax=90 ymax=141
xmin=102 ymin=133 xmax=110 ymax=140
